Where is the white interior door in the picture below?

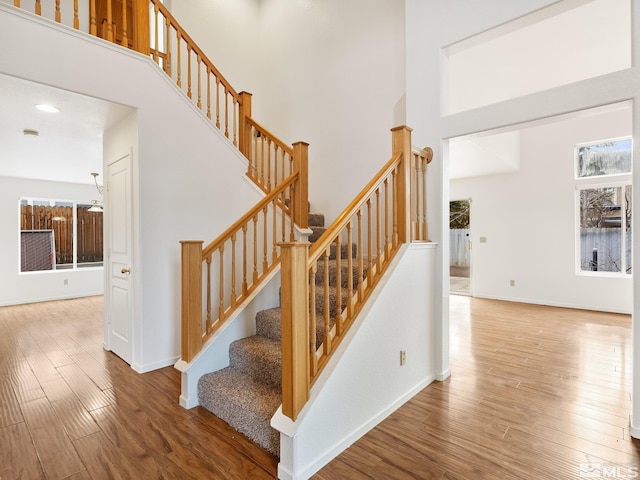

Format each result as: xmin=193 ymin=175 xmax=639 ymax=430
xmin=106 ymin=152 xmax=133 ymax=364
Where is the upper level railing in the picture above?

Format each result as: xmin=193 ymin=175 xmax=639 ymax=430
xmin=11 ymin=0 xmax=300 ymax=199
xmin=279 ymin=126 xmax=433 ymax=420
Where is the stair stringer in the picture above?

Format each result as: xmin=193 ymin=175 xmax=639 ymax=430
xmin=175 ymin=266 xmax=281 ymax=408
xmin=272 ymin=242 xmax=438 ymax=480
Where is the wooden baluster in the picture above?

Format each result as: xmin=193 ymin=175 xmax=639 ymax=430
xmin=259 ymin=132 xmax=265 ymax=186
xmin=230 ymin=233 xmax=237 ymax=307
xmin=392 ymin=168 xmax=398 ymax=247
xmin=346 ymin=222 xmax=354 ymax=319
xmin=55 ymin=0 xmax=60 ymax=23
xmin=187 ymin=45 xmax=192 ymax=98
xmin=215 ymin=78 xmax=220 ymax=128
xmin=273 ymin=143 xmax=278 ymax=187
xmin=279 ymin=242 xmax=310 ymax=421
xmin=281 ymin=189 xmax=286 ymax=241
xmin=289 ymin=183 xmax=295 ymax=240
xmin=272 ymin=199 xmax=278 ymax=262
xmin=121 ymin=0 xmax=128 ymax=47
xmin=205 ymin=255 xmax=212 ymax=332
xmin=35 ymin=0 xmax=41 ymax=15
xmin=309 ymin=262 xmax=318 ymax=376
xmin=233 ymin=96 xmax=238 ymax=147
xmin=197 ymin=56 xmax=202 ymax=109
xmin=357 ymin=209 xmax=364 ymax=299
xmin=252 ymin=215 xmax=258 ymax=283
xmin=224 ymin=88 xmax=229 ymax=138
xmin=376 ymin=188 xmax=382 ymax=271
xmin=206 ymin=72 xmax=211 ymax=119
xmin=266 ymin=138 xmax=272 ymax=191
xmin=262 ymin=205 xmax=268 ymax=272
xmin=73 ymin=0 xmax=79 ymax=29
xmin=165 ymin=16 xmax=172 ymax=74
xmin=176 ymin=32 xmax=181 ymax=87
xmin=180 ymin=240 xmax=203 ymax=363
xmin=335 ymin=233 xmax=343 ymax=335
xmin=153 ymin=1 xmax=159 ymax=61
xmin=366 ymin=198 xmax=372 ymax=277
xmin=241 ymin=225 xmax=248 ymax=295
xmin=106 ymin=0 xmax=113 ymax=42
xmin=323 ymin=248 xmax=331 ymax=355
xmin=14 ymin=1 xmax=20 ymax=8
xmin=384 ymin=178 xmax=390 ymax=256
xmin=218 ymin=245 xmax=224 ymax=324
xmin=90 ymin=0 xmax=97 ymax=36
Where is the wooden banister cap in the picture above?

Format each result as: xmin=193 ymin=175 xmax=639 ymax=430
xmin=391 ymin=125 xmax=413 ymax=133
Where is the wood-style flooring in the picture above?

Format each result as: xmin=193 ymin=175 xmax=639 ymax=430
xmin=314 ymin=295 xmax=640 ymax=479
xmin=0 ymin=296 xmax=278 ymax=479
xmin=2 ymin=295 xmax=639 ymax=479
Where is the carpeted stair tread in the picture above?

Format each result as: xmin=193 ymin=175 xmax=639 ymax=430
xmin=309 ymin=226 xmax=326 ymax=243
xmin=198 ymin=367 xmax=281 ymax=456
xmin=256 ymin=307 xmax=282 ymax=341
xmin=313 ymin=284 xmax=353 ymax=318
xmin=309 ymin=213 xmax=325 ymax=227
xmin=230 ymin=335 xmax=282 ymax=388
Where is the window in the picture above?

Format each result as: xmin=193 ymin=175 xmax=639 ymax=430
xmin=576 ymin=138 xmax=632 ymax=275
xmin=19 ymin=198 xmax=103 ymax=272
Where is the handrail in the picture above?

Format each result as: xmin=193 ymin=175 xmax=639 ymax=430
xmin=279 ymin=126 xmax=427 ymax=420
xmin=181 ymin=173 xmax=300 ymax=363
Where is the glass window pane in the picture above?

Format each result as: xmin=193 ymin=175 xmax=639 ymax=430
xmin=579 ymin=187 xmax=623 ymax=272
xmin=77 ymin=204 xmax=104 ymax=267
xmin=577 ymin=138 xmax=632 ymax=178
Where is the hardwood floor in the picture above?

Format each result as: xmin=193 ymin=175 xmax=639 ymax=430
xmin=314 ymin=295 xmax=640 ymax=479
xmin=0 ymin=296 xmax=278 ymax=480
xmin=2 ymin=295 xmax=639 ymax=479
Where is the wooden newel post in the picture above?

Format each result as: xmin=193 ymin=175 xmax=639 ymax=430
xmin=279 ymin=242 xmax=310 ymax=420
xmin=238 ymin=91 xmax=253 ymax=164
xmin=292 ymin=141 xmax=309 ymax=230
xmin=391 ymin=126 xmax=413 ymax=244
xmin=180 ymin=240 xmax=204 ymax=363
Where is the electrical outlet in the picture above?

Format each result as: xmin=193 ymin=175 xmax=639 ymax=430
xmin=64 ymin=279 xmax=69 ymax=285
xmin=510 ymin=279 xmax=515 ymax=287
xmin=400 ymin=350 xmax=406 ymax=366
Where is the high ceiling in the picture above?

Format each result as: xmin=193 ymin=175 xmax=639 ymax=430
xmin=0 ymin=73 xmax=133 ymax=185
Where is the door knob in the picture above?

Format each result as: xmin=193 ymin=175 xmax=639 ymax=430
xmin=121 ymin=267 xmax=131 ymax=274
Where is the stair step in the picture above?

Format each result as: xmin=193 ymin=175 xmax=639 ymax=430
xmin=313 ymin=284 xmax=353 ymax=319
xmin=329 ymin=242 xmax=358 ymax=260
xmin=198 ymin=367 xmax=281 ymax=456
xmin=309 ymin=226 xmax=326 ymax=243
xmin=256 ymin=307 xmax=282 ymax=341
xmin=309 ymin=213 xmax=325 ymax=227
xmin=229 ymin=336 xmax=281 ymax=388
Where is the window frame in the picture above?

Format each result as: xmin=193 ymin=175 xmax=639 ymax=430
xmin=19 ymin=197 xmax=104 ymax=274
xmin=574 ymin=136 xmax=632 ymax=277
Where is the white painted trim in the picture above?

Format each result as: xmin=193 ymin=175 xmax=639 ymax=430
xmin=131 ymin=355 xmax=180 ymax=374
xmin=472 ymin=293 xmax=632 ymax=316
xmin=631 ymin=416 xmax=640 ymax=439
xmin=0 ymin=291 xmax=103 ymax=308
xmin=435 ymin=368 xmax=451 ymax=382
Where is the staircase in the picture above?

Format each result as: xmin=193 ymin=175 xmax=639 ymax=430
xmin=197 ymin=210 xmax=361 ymax=456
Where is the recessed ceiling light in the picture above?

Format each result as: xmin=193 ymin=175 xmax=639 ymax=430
xmin=35 ymin=104 xmax=60 ymax=113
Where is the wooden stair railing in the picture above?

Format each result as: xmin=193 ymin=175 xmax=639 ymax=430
xmin=279 ymin=126 xmax=433 ymax=420
xmin=181 ymin=144 xmax=307 ymax=363
xmin=11 ymin=0 xmax=298 ymax=200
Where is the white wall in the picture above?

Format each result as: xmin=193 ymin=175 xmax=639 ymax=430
xmin=451 ymin=106 xmax=633 ymax=313
xmin=0 ymin=6 xmax=263 ymax=371
xmin=0 ymin=176 xmax=103 ymax=306
xmin=169 ymin=0 xmax=260 ymax=99
xmin=256 ymin=0 xmax=406 ymax=223
xmin=272 ymin=243 xmax=436 ymax=480
xmin=444 ymin=0 xmax=631 ymax=114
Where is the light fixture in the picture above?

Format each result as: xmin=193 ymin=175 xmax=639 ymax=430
xmin=88 ymin=173 xmax=104 ymax=213
xmin=35 ymin=104 xmax=60 ymax=113
xmin=91 ymin=172 xmax=104 ymax=195
xmin=23 ymin=128 xmax=39 ymax=137
xmin=88 ymin=200 xmax=103 ymax=213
